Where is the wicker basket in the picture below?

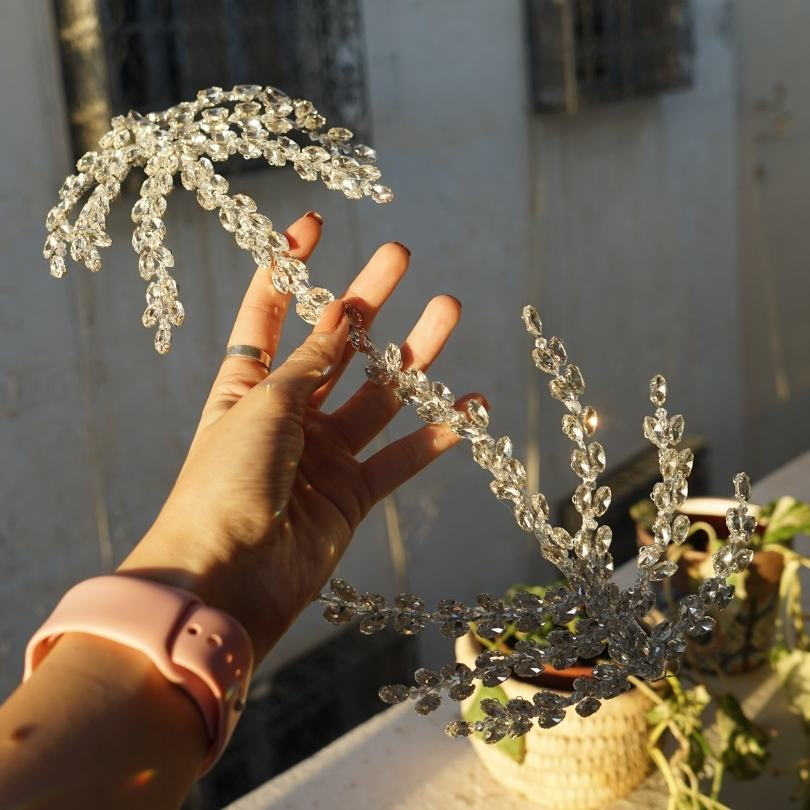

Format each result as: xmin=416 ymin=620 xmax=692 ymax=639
xmin=455 ymin=633 xmax=654 ymax=809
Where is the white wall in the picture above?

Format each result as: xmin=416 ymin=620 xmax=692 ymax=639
xmin=528 ymin=0 xmax=744 ymax=514
xmin=0 ymin=0 xmax=795 ymax=698
xmin=735 ymin=0 xmax=810 ymax=479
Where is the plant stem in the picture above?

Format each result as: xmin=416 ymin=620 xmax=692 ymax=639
xmin=710 ymin=762 xmax=725 ymax=801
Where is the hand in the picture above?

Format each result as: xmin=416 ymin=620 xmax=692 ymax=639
xmin=119 ymin=212 xmax=484 ymax=661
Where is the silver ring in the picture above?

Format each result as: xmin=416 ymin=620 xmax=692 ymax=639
xmin=224 ymin=344 xmax=272 ymax=373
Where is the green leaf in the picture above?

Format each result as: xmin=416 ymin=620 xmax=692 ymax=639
xmin=715 ymin=693 xmax=770 ymax=780
xmin=504 ymin=583 xmax=549 ymax=601
xmin=630 ymin=499 xmax=657 ymax=529
xmin=761 ymin=497 xmax=810 ymax=545
xmin=646 ymin=700 xmax=676 ymax=726
xmin=462 ymin=685 xmax=527 ymax=764
xmin=773 ymin=648 xmax=810 ymax=730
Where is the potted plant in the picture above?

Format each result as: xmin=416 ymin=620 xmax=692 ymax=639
xmin=454 ymin=583 xmax=778 ymax=809
xmin=633 ymin=673 xmax=771 ymax=809
xmin=454 ymin=583 xmax=658 ymax=810
xmin=632 ymin=496 xmax=810 ymax=674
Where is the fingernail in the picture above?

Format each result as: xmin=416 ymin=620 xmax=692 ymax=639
xmin=392 ymin=241 xmax=411 ymax=256
xmin=446 ymin=294 xmax=462 ymax=309
xmin=305 ymin=210 xmax=324 ymax=224
xmin=315 ymin=300 xmax=345 ymax=333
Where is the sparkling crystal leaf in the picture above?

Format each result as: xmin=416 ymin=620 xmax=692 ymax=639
xmin=446 ymin=720 xmax=472 ymax=737
xmin=467 ymin=399 xmax=489 ymax=428
xmin=669 ymin=414 xmax=685 ymax=444
xmin=672 ymin=513 xmax=690 ymax=544
xmin=296 ymin=287 xmax=334 ymax=324
xmin=592 ymin=486 xmax=612 ymax=516
xmin=733 ymin=472 xmax=751 ymax=502
xmin=359 ymin=613 xmax=388 ymax=634
xmin=649 ymin=374 xmax=667 ymax=406
xmin=530 ymin=492 xmax=550 ymax=519
xmin=379 ymin=684 xmax=409 ymax=704
xmin=644 ymin=416 xmax=669 ymax=448
xmin=575 ymin=697 xmax=601 ymax=718
xmin=551 ymin=527 xmax=574 ymax=550
xmin=384 ymin=343 xmax=402 ymax=372
xmin=650 ymin=560 xmax=678 ymax=581
xmin=595 ymin=525 xmax=612 ymax=552
xmin=414 ymin=668 xmax=442 ymax=687
xmin=322 ymin=603 xmax=354 ymax=624
xmin=495 ymin=436 xmax=513 ymax=459
xmin=330 ymin=578 xmax=358 ymax=603
xmin=731 ymin=547 xmax=754 ymax=573
xmin=562 ymin=414 xmax=585 ymax=443
xmin=581 ymin=406 xmax=598 ymax=436
xmin=521 ymin=305 xmax=543 ymax=336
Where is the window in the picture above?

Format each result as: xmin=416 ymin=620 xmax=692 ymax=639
xmin=54 ymin=0 xmax=370 ymax=157
xmin=527 ymin=0 xmax=694 ymax=113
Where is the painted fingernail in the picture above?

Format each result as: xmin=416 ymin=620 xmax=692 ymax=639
xmin=315 ymin=300 xmax=345 ymax=332
xmin=305 ymin=210 xmax=324 ymax=224
xmin=392 ymin=241 xmax=411 ymax=256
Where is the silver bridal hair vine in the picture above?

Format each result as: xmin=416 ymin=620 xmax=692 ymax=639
xmin=44 ymin=84 xmax=755 ymax=743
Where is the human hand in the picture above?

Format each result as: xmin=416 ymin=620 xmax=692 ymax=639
xmin=118 ymin=212 xmax=484 ymax=662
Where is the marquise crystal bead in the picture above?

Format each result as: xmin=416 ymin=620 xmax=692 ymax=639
xmin=296 ymin=287 xmax=334 ymax=324
xmin=734 ymin=472 xmax=751 ymax=501
xmin=649 ymin=374 xmax=667 ymax=406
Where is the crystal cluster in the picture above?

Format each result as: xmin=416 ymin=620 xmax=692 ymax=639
xmin=44 ymin=84 xmax=392 ymax=354
xmin=320 ymin=311 xmax=753 ymax=741
xmin=45 ymin=86 xmax=754 ymax=743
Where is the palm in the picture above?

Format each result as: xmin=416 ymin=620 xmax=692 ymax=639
xmin=286 ymin=411 xmax=366 ymax=598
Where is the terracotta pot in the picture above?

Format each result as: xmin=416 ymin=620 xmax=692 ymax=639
xmin=636 ymin=497 xmax=784 ymax=674
xmin=455 ymin=633 xmax=655 ymax=810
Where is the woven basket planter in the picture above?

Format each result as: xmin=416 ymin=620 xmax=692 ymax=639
xmin=455 ymin=632 xmax=654 ymax=809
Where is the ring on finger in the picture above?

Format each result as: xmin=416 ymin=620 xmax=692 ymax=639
xmin=224 ymin=344 xmax=273 ymax=374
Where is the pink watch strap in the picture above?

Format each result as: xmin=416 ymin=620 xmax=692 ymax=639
xmin=23 ymin=575 xmax=254 ymax=776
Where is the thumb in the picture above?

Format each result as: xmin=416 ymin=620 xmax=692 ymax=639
xmin=268 ymin=300 xmax=349 ymax=404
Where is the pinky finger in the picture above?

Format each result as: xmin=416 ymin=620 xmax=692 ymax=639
xmin=361 ymin=394 xmax=487 ymax=504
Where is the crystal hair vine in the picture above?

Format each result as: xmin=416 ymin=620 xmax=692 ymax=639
xmin=44 ymin=84 xmax=755 ymax=743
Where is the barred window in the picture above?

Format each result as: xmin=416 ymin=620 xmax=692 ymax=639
xmin=54 ymin=0 xmax=370 ymax=157
xmin=527 ymin=0 xmax=694 ymax=113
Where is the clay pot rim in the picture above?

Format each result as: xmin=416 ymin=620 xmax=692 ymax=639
xmin=679 ymin=496 xmax=762 ymax=520
xmin=467 ymin=633 xmax=600 ymax=692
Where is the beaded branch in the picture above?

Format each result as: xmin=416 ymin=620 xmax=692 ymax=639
xmin=44 ymin=85 xmax=755 ymax=742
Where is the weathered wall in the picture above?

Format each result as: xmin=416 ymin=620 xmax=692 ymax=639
xmin=0 ymin=0 xmax=793 ymax=697
xmin=527 ymin=1 xmax=744 ymax=524
xmin=735 ymin=0 xmax=810 ymax=479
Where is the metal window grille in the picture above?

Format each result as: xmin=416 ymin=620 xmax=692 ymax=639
xmin=53 ymin=0 xmax=371 ymax=158
xmin=526 ymin=0 xmax=694 ymax=114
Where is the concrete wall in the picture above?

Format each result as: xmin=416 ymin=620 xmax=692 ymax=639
xmin=0 ymin=0 xmax=796 ymax=697
xmin=529 ymin=0 xmax=744 ymax=519
xmin=735 ymin=0 xmax=810 ymax=479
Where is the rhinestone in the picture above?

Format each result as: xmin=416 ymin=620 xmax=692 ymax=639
xmin=521 ymin=305 xmax=543 ymax=336
xmin=649 ymin=374 xmax=667 ymax=406
xmin=733 ymin=472 xmax=751 ymax=502
xmin=296 ymin=287 xmax=334 ymax=324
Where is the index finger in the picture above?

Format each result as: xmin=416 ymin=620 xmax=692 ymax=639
xmin=200 ymin=210 xmax=324 ymax=426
